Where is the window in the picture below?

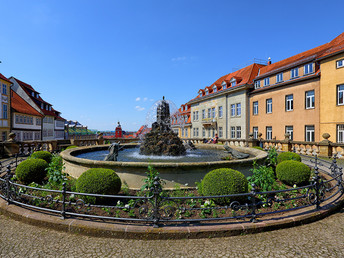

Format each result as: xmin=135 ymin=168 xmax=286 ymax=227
xmin=193 ymin=128 xmax=196 ymax=137
xmin=218 ymin=106 xmax=223 ymax=118
xmin=2 ymin=84 xmax=7 ymax=95
xmin=202 ymin=109 xmax=205 ymax=119
xmin=231 ymin=127 xmax=235 ymax=138
xmin=276 ymin=73 xmax=283 ymax=83
xmin=219 ymin=127 xmax=223 ymax=138
xmin=232 ymin=81 xmax=236 ymax=86
xmin=2 ymin=132 xmax=6 ymax=141
xmin=254 ymin=80 xmax=260 ymax=89
xmin=253 ymin=101 xmax=258 ymax=115
xmin=236 ymin=126 xmax=241 ymax=139
xmin=31 ymin=92 xmax=34 ymax=97
xmin=212 ymin=128 xmax=215 ymax=137
xmin=253 ymin=127 xmax=258 ymax=139
xmin=337 ymin=125 xmax=344 ymax=143
xmin=205 ymin=89 xmax=209 ymax=95
xmin=193 ymin=112 xmax=195 ymax=121
xmin=304 ymin=63 xmax=314 ymax=75
xmin=266 ymin=98 xmax=272 ymax=113
xmin=2 ymin=104 xmax=7 ymax=119
xmin=305 ymin=125 xmax=315 ymax=142
xmin=41 ymin=103 xmax=43 ymax=109
xmin=202 ymin=128 xmax=205 ymax=137
xmin=196 ymin=111 xmax=199 ymax=121
xmin=291 ymin=68 xmax=299 ymax=78
xmin=213 ymin=86 xmax=217 ymax=93
xmin=264 ymin=77 xmax=270 ymax=86
xmin=211 ymin=107 xmax=215 ymax=118
xmin=266 ymin=126 xmax=272 ymax=140
xmin=285 ymin=126 xmax=293 ymax=140
xmin=305 ymin=90 xmax=315 ymax=109
xmin=236 ymin=103 xmax=241 ymax=116
xmin=337 ymin=59 xmax=344 ymax=69
xmin=182 ymin=129 xmax=184 ymax=137
xmin=221 ymin=81 xmax=227 ymax=89
xmin=231 ymin=104 xmax=236 ymax=117
xmin=338 ymin=84 xmax=344 ymax=105
xmin=286 ymin=94 xmax=293 ymax=111
xmin=208 ymin=128 xmax=211 ymax=137
xmin=208 ymin=108 xmax=211 ymax=118
xmin=196 ymin=128 xmax=199 ymax=137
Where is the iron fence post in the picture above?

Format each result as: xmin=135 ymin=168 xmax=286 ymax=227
xmin=61 ymin=182 xmax=66 ymax=219
xmin=152 ymin=176 xmax=162 ymax=228
xmin=250 ymin=183 xmax=257 ymax=223
xmin=6 ymin=165 xmax=11 ymax=205
xmin=314 ymin=155 xmax=321 ymax=210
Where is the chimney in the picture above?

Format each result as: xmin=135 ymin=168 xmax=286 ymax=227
xmin=268 ymin=57 xmax=272 ymax=65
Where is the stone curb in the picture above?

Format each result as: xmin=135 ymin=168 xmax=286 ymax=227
xmin=1 ymin=191 xmax=343 ymax=240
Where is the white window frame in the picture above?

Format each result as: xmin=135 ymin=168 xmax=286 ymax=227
xmin=254 ymin=80 xmax=260 ymax=89
xmin=219 ymin=127 xmax=223 ymax=138
xmin=253 ymin=101 xmax=258 ymax=115
xmin=304 ymin=63 xmax=314 ymax=75
xmin=291 ymin=68 xmax=299 ymax=78
xmin=208 ymin=108 xmax=211 ymax=118
xmin=231 ymin=104 xmax=236 ymax=117
xmin=285 ymin=126 xmax=293 ymax=140
xmin=336 ymin=59 xmax=344 ymax=69
xmin=213 ymin=86 xmax=217 ymax=93
xmin=266 ymin=98 xmax=272 ymax=114
xmin=221 ymin=81 xmax=227 ymax=89
xmin=286 ymin=94 xmax=293 ymax=111
xmin=236 ymin=126 xmax=241 ymax=139
xmin=253 ymin=127 xmax=258 ymax=139
xmin=236 ymin=103 xmax=241 ymax=117
xmin=338 ymin=84 xmax=344 ymax=105
xmin=266 ymin=126 xmax=272 ymax=140
xmin=202 ymin=109 xmax=205 ymax=119
xmin=211 ymin=107 xmax=215 ymax=118
xmin=305 ymin=125 xmax=315 ymax=142
xmin=264 ymin=77 xmax=270 ymax=86
xmin=2 ymin=104 xmax=7 ymax=119
xmin=218 ymin=106 xmax=223 ymax=118
xmin=276 ymin=73 xmax=283 ymax=83
xmin=337 ymin=124 xmax=344 ymax=143
xmin=305 ymin=90 xmax=315 ymax=109
xmin=231 ymin=127 xmax=235 ymax=139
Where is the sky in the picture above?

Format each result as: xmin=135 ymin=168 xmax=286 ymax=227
xmin=0 ymin=0 xmax=343 ymax=131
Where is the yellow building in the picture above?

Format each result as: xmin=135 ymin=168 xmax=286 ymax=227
xmin=0 ymin=73 xmax=12 ymax=141
xmin=319 ymin=48 xmax=344 ymax=143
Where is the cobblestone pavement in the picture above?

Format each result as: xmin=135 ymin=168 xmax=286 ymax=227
xmin=0 ymin=209 xmax=344 ymax=257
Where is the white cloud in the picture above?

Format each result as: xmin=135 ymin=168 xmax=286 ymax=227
xmin=135 ymin=106 xmax=145 ymax=111
xmin=171 ymin=56 xmax=187 ymax=62
xmin=149 ymin=99 xmax=154 ymax=102
xmin=135 ymin=97 xmax=141 ymax=101
xmin=143 ymin=97 xmax=148 ymax=101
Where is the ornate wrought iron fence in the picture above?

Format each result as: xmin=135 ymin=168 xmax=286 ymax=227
xmin=0 ymin=155 xmax=343 ymax=228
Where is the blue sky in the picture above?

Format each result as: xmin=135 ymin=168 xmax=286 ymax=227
xmin=0 ymin=0 xmax=343 ymax=131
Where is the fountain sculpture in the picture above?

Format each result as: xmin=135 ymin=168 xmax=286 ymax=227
xmin=139 ymin=97 xmax=186 ymax=156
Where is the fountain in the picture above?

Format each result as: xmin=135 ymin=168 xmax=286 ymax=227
xmin=60 ymin=97 xmax=267 ymax=189
xmin=139 ymin=96 xmax=186 ymax=156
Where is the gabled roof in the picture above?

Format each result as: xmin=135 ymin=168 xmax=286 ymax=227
xmin=0 ymin=73 xmax=11 ymax=84
xmin=258 ymin=32 xmax=344 ymax=77
xmin=11 ymin=90 xmax=43 ymax=117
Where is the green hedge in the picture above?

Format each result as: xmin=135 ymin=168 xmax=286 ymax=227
xmin=30 ymin=151 xmax=52 ymax=164
xmin=277 ymin=152 xmax=301 ymax=164
xmin=66 ymin=145 xmax=78 ymax=150
xmin=16 ymin=159 xmax=48 ymax=184
xmin=201 ymin=168 xmax=248 ymax=205
xmin=276 ymin=160 xmax=311 ymax=186
xmin=76 ymin=168 xmax=122 ymax=204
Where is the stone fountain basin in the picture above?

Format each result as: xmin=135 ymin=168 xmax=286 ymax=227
xmin=60 ymin=144 xmax=267 ymax=189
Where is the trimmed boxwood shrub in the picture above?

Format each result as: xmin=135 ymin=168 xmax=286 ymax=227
xmin=66 ymin=145 xmax=78 ymax=150
xmin=76 ymin=168 xmax=122 ymax=204
xmin=16 ymin=159 xmax=48 ymax=184
xmin=201 ymin=168 xmax=248 ymax=205
xmin=30 ymin=151 xmax=52 ymax=164
xmin=277 ymin=152 xmax=301 ymax=164
xmin=276 ymin=160 xmax=311 ymax=186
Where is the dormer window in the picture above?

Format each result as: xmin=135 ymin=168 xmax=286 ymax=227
xmin=230 ymin=78 xmax=237 ymax=87
xmin=221 ymin=81 xmax=227 ymax=89
xmin=36 ymin=93 xmax=39 ymax=98
xmin=41 ymin=103 xmax=43 ymax=109
xmin=31 ymin=92 xmax=35 ymax=97
xmin=213 ymin=85 xmax=217 ymax=93
xmin=205 ymin=89 xmax=209 ymax=95
xmin=49 ymin=106 xmax=52 ymax=111
xmin=254 ymin=81 xmax=260 ymax=89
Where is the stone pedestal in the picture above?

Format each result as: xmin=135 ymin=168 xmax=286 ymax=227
xmin=281 ymin=133 xmax=292 ymax=152
xmin=3 ymin=142 xmax=19 ymax=157
xmin=318 ymin=133 xmax=332 ymax=157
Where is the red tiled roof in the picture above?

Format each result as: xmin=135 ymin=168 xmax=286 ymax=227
xmin=195 ymin=63 xmax=265 ymax=99
xmin=11 ymin=90 xmax=43 ymax=117
xmin=0 ymin=73 xmax=12 ymax=84
xmin=259 ymin=32 xmax=344 ymax=77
